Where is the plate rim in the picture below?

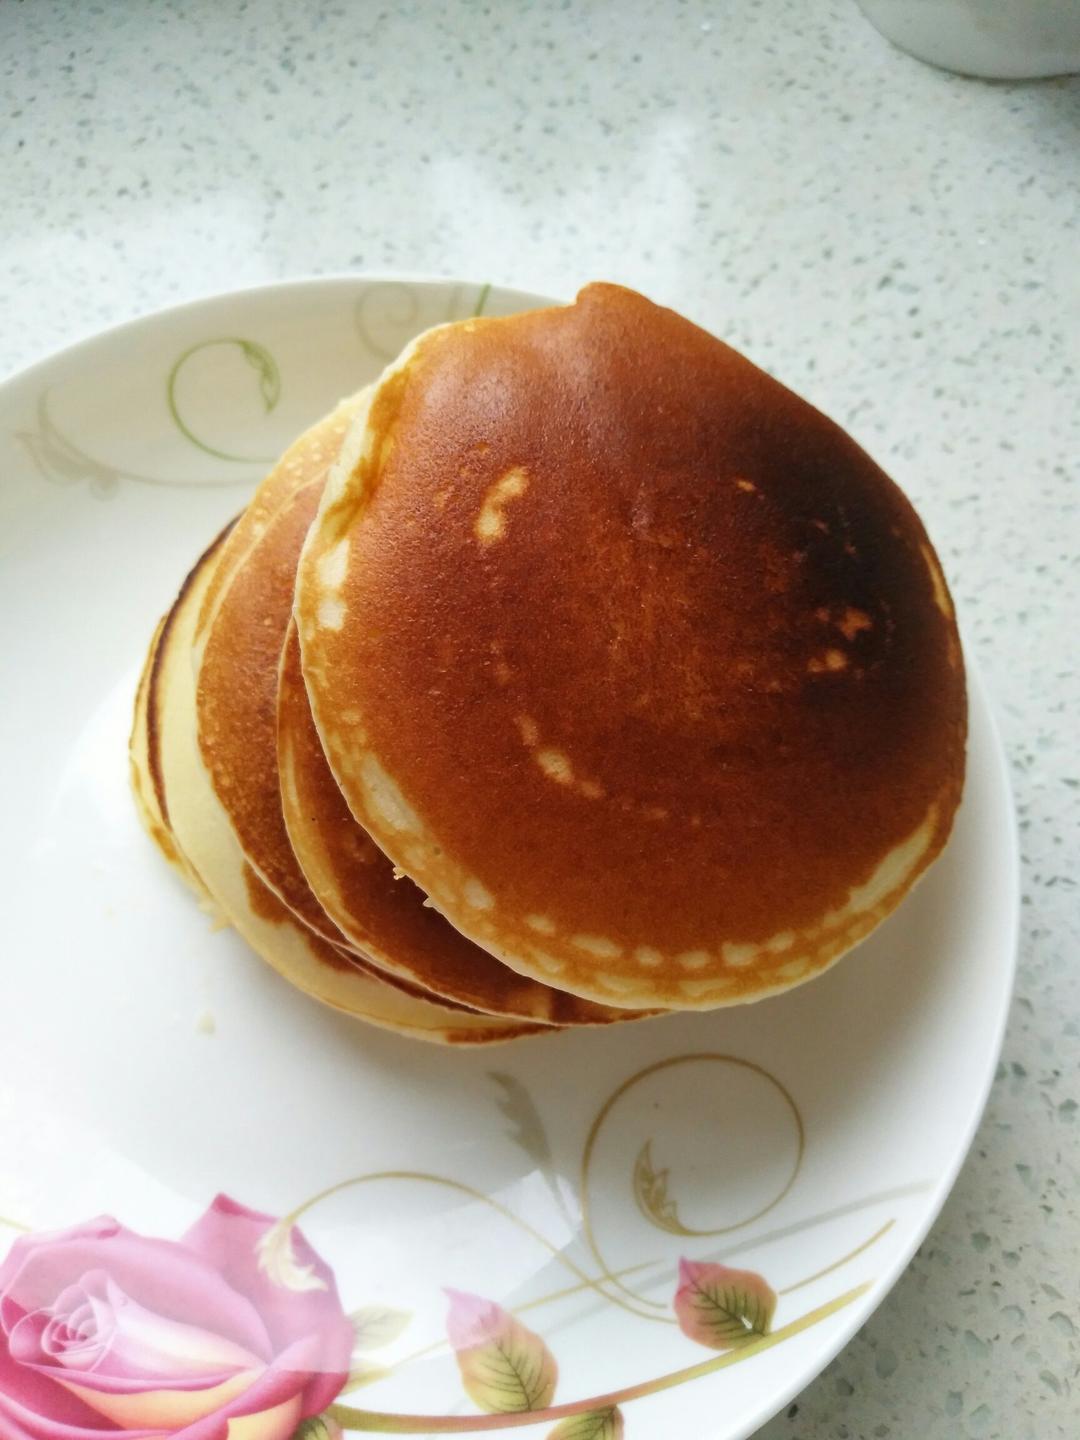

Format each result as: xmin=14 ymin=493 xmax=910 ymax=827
xmin=0 ymin=270 xmax=563 ymax=395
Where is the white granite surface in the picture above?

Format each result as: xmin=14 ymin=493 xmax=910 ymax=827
xmin=3 ymin=1 xmax=1078 ymax=1435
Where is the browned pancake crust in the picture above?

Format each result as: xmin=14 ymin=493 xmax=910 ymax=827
xmin=297 ymin=283 xmax=966 ymax=1008
xmin=197 ymin=480 xmax=352 ymax=946
xmin=141 ymin=530 xmax=543 ymax=1043
xmin=278 ymin=621 xmax=653 ymax=1024
xmin=194 ymin=394 xmax=366 ymax=644
xmin=238 ymin=862 xmax=484 ymax=1016
xmin=198 ymin=462 xmax=644 ymax=1024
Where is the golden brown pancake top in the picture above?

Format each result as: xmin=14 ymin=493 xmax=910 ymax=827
xmin=278 ymin=622 xmax=652 ymax=1025
xmin=298 ymin=283 xmax=966 ymax=1008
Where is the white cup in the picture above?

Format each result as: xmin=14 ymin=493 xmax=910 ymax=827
xmin=856 ymin=0 xmax=1080 ymax=78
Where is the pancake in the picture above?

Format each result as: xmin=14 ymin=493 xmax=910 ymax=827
xmin=137 ymin=627 xmax=476 ymax=1021
xmin=277 ymin=619 xmax=655 ymax=1025
xmin=195 ymin=420 xmax=646 ymax=1023
xmin=131 ymin=616 xmax=184 ymax=876
xmin=196 ymin=477 xmax=354 ymax=947
xmin=143 ymin=532 xmax=542 ymax=1045
xmin=295 ymin=282 xmax=967 ymax=1011
xmin=133 ymin=526 xmax=237 ymax=916
xmin=194 ymin=392 xmax=369 ymax=651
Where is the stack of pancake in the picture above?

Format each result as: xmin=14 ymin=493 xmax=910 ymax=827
xmin=131 ymin=284 xmax=966 ymax=1045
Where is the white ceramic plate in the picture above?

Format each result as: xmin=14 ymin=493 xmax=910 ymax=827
xmin=0 ymin=277 xmax=1017 ymax=1440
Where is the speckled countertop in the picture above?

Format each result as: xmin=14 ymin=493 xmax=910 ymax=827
xmin=3 ymin=1 xmax=1078 ymax=1434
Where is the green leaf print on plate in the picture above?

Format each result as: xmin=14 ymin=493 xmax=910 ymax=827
xmin=674 ymin=1259 xmax=778 ymax=1351
xmin=547 ymin=1408 xmax=625 ymax=1440
xmin=350 ymin=1306 xmax=413 ymax=1352
xmin=447 ymin=1291 xmax=558 ymax=1414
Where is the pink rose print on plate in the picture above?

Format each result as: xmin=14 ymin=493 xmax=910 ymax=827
xmin=0 ymin=1195 xmax=353 ymax=1440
